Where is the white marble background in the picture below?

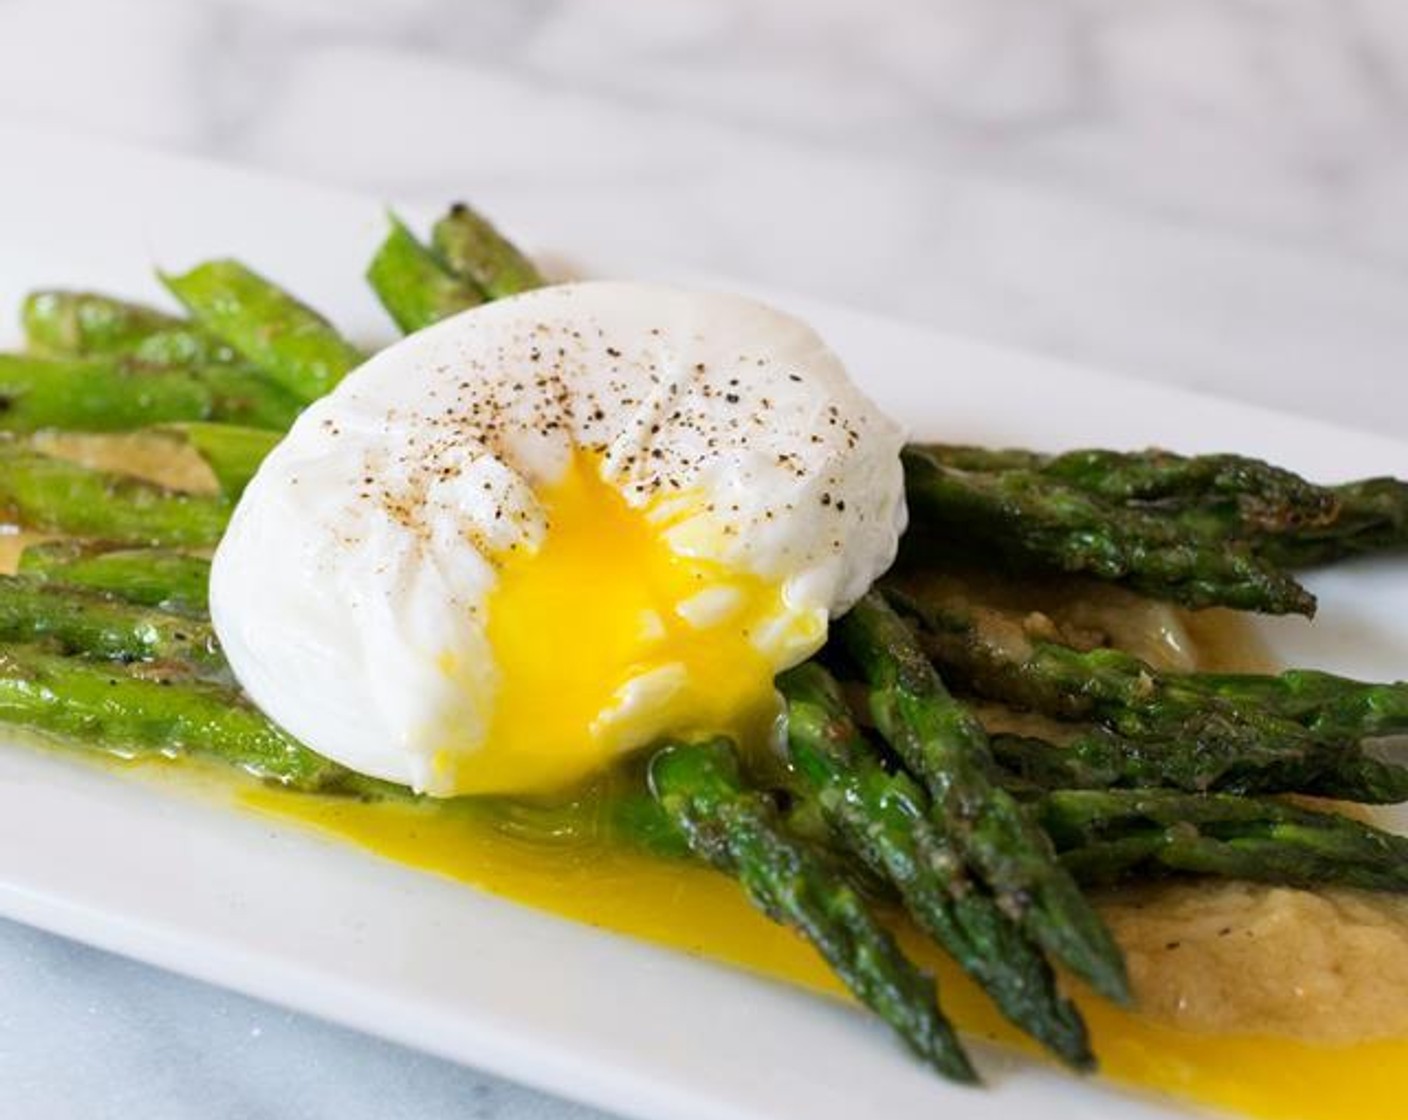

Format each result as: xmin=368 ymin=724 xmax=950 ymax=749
xmin=0 ymin=0 xmax=1405 ymax=1116
xmin=3 ymin=0 xmax=1408 ymax=433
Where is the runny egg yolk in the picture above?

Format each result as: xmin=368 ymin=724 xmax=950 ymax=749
xmin=247 ymin=788 xmax=1408 ymax=1120
xmin=441 ymin=453 xmax=810 ymax=795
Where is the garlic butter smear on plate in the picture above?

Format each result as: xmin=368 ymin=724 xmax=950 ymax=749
xmin=211 ymin=282 xmax=907 ymax=796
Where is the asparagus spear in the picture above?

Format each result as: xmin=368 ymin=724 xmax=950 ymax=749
xmin=0 ymin=354 xmax=300 ymax=433
xmin=173 ymin=365 xmax=303 ymax=430
xmin=990 ymin=731 xmax=1408 ymax=804
xmin=836 ymin=591 xmax=1131 ymax=1005
xmin=1182 ymin=667 xmax=1408 ymax=742
xmin=893 ymin=587 xmax=1408 ymax=801
xmin=1039 ymin=789 xmax=1408 ymax=893
xmin=649 ymin=736 xmax=977 ymax=1082
xmin=780 ymin=662 xmax=1093 ymax=1069
xmin=367 ymin=215 xmax=484 ymax=333
xmin=0 ymin=575 xmax=221 ymax=671
xmin=18 ymin=542 xmax=209 ymax=617
xmin=911 ymin=444 xmax=1408 ymax=570
xmin=902 ymin=447 xmax=1315 ymax=615
xmin=128 ymin=327 xmax=243 ymax=369
xmin=161 ymin=260 xmax=364 ymax=403
xmin=895 ymin=584 xmax=1408 ymax=739
xmin=1254 ymin=477 xmax=1408 ymax=567
xmin=910 ymin=446 xmax=1046 ymax=474
xmin=22 ymin=290 xmax=235 ymax=364
xmin=169 ymin=422 xmax=280 ymax=498
xmin=915 ymin=445 xmax=1336 ymax=529
xmin=0 ymin=445 xmax=230 ymax=548
xmin=0 ymin=642 xmax=375 ymax=793
xmin=430 ymin=203 xmax=545 ymax=299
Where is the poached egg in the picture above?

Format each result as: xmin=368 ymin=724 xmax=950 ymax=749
xmin=211 ymin=282 xmax=905 ymax=796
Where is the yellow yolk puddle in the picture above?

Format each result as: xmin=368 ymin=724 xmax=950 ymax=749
xmin=446 ymin=452 xmax=797 ymax=794
xmin=244 ymin=788 xmax=1408 ymax=1120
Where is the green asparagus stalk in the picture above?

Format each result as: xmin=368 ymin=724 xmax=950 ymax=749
xmin=430 ymin=203 xmax=545 ymax=299
xmin=0 ymin=445 xmax=229 ymax=548
xmin=1053 ymin=835 xmax=1165 ymax=886
xmin=174 ymin=365 xmax=303 ymax=430
xmin=911 ymin=444 xmax=1408 ymax=570
xmin=902 ymin=447 xmax=1316 ymax=615
xmin=910 ymin=446 xmax=1047 ymax=474
xmin=18 ymin=542 xmax=209 ymax=617
xmin=1182 ymin=667 xmax=1408 ymax=742
xmin=990 ymin=731 xmax=1408 ymax=804
xmin=780 ymin=662 xmax=1093 ymax=1069
xmin=1039 ymin=789 xmax=1408 ymax=893
xmin=22 ymin=290 xmax=235 ymax=365
xmin=367 ymin=215 xmax=485 ymax=332
xmin=649 ymin=736 xmax=977 ymax=1082
xmin=915 ymin=445 xmax=1336 ymax=528
xmin=0 ymin=354 xmax=204 ymax=431
xmin=0 ymin=642 xmax=377 ymax=793
xmin=1254 ymin=477 xmax=1408 ymax=567
xmin=837 ymin=591 xmax=1131 ymax=1005
xmin=128 ymin=327 xmax=242 ymax=369
xmin=168 ymin=422 xmax=280 ymax=498
xmin=161 ymin=260 xmax=364 ymax=403
xmin=892 ymin=586 xmax=1408 ymax=801
xmin=0 ymin=575 xmax=221 ymax=671
xmin=0 ymin=354 xmax=301 ymax=433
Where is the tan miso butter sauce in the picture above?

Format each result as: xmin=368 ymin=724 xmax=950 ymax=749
xmin=13 ymin=435 xmax=1408 ymax=1119
xmin=0 ymin=431 xmax=217 ymax=569
xmin=32 ymin=431 xmax=219 ymax=493
xmin=0 ymin=531 xmax=31 ymax=573
xmin=897 ymin=569 xmax=1408 ymax=1043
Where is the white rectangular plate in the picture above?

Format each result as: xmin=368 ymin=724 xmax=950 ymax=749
xmin=0 ymin=123 xmax=1405 ymax=1120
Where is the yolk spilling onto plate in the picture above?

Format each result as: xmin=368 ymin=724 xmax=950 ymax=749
xmin=246 ymin=790 xmax=1408 ymax=1120
xmin=445 ymin=453 xmax=800 ymax=794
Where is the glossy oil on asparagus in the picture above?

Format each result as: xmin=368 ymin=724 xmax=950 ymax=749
xmin=780 ymin=661 xmax=1093 ymax=1068
xmin=649 ymin=736 xmax=978 ymax=1083
xmin=836 ymin=591 xmax=1131 ymax=1005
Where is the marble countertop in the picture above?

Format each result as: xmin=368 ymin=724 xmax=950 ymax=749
xmin=0 ymin=1 xmax=1405 ymax=1117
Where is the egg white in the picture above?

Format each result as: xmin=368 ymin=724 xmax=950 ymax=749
xmin=211 ymin=282 xmax=906 ymax=795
